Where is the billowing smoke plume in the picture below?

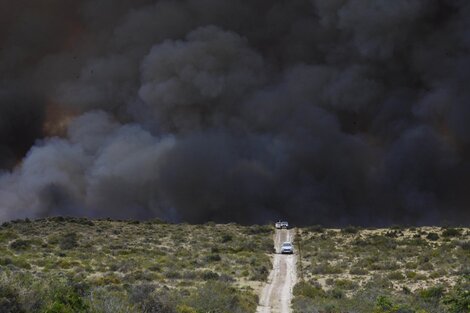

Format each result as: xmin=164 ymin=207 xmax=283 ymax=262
xmin=1 ymin=0 xmax=469 ymax=225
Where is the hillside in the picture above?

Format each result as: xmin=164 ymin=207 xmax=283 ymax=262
xmin=0 ymin=219 xmax=468 ymax=313
xmin=293 ymin=226 xmax=469 ymax=313
xmin=0 ymin=218 xmax=272 ymax=312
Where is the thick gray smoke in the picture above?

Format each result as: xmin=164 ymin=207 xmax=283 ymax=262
xmin=1 ymin=0 xmax=469 ymax=225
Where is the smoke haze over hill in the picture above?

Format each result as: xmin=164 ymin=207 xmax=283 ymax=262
xmin=0 ymin=0 xmax=469 ymax=225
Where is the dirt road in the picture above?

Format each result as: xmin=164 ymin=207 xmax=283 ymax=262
xmin=256 ymin=229 xmax=297 ymax=313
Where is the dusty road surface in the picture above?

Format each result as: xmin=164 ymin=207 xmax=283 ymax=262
xmin=256 ymin=228 xmax=297 ymax=313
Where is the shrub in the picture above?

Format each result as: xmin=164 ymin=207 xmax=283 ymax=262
xmin=201 ymin=271 xmax=219 ymax=281
xmin=128 ymin=283 xmax=155 ymax=304
xmin=221 ymin=234 xmax=232 ymax=243
xmin=405 ymin=262 xmax=418 ymax=270
xmin=328 ymin=288 xmax=344 ymax=299
xmin=9 ymin=239 xmax=31 ymax=251
xmin=293 ymin=281 xmax=326 ymax=299
xmin=129 ymin=285 xmax=176 ymax=313
xmin=177 ymin=304 xmax=197 ymax=313
xmin=0 ymin=284 xmax=23 ymax=313
xmin=218 ymin=274 xmax=235 ymax=283
xmin=308 ymin=225 xmax=325 ymax=233
xmin=0 ymin=257 xmax=13 ymax=266
xmin=334 ymin=279 xmax=357 ymax=290
xmin=13 ymin=258 xmax=31 ymax=269
xmin=373 ymin=296 xmax=413 ymax=313
xmin=59 ymin=233 xmax=79 ymax=250
xmin=187 ymin=281 xmax=256 ymax=313
xmin=370 ymin=261 xmax=400 ymax=271
xmin=350 ymin=267 xmax=368 ymax=275
xmin=205 ymin=254 xmax=221 ymax=262
xmin=245 ymin=225 xmax=271 ymax=235
xmin=442 ymin=228 xmax=461 ymax=237
xmin=443 ymin=285 xmax=470 ymax=313
xmin=375 ymin=295 xmax=393 ymax=311
xmin=426 ymin=232 xmax=439 ymax=241
xmin=429 ymin=270 xmax=446 ymax=279
xmin=164 ymin=270 xmax=182 ymax=279
xmin=387 ymin=271 xmax=405 ymax=280
xmin=141 ymin=298 xmax=175 ymax=313
xmin=354 ymin=235 xmax=396 ymax=249
xmin=414 ymin=273 xmax=428 ymax=280
xmin=181 ymin=271 xmax=198 ymax=280
xmin=405 ymin=271 xmax=417 ymax=279
xmin=419 ymin=286 xmax=445 ymax=301
xmin=341 ymin=226 xmax=360 ymax=234
xmin=457 ymin=241 xmax=470 ymax=251
xmin=418 ymin=262 xmax=434 ymax=271
xmin=311 ymin=263 xmax=343 ymax=274
xmin=50 ymin=216 xmax=66 ymax=223
xmin=251 ymin=265 xmax=269 ymax=281
xmin=43 ymin=284 xmax=89 ymax=313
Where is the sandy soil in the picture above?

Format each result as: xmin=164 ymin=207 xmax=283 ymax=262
xmin=256 ymin=229 xmax=297 ymax=313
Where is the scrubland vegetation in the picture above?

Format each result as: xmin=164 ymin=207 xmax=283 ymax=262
xmin=0 ymin=217 xmax=272 ymax=313
xmin=1 ymin=218 xmax=468 ymax=313
xmin=293 ymin=226 xmax=469 ymax=313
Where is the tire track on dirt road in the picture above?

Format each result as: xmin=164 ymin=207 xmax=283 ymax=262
xmin=256 ymin=228 xmax=297 ymax=313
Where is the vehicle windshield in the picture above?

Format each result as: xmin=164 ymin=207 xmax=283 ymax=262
xmin=282 ymin=243 xmax=292 ymax=247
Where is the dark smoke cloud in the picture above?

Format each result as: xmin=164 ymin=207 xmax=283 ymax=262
xmin=0 ymin=0 xmax=469 ymax=225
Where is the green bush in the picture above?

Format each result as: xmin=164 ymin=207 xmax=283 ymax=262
xmin=201 ymin=271 xmax=219 ymax=281
xmin=405 ymin=271 xmax=417 ymax=279
xmin=9 ymin=239 xmax=31 ymax=251
xmin=419 ymin=286 xmax=445 ymax=301
xmin=293 ymin=281 xmax=326 ymax=299
xmin=349 ymin=267 xmax=368 ymax=275
xmin=0 ymin=257 xmax=13 ymax=266
xmin=221 ymin=234 xmax=232 ymax=243
xmin=177 ymin=304 xmax=196 ymax=313
xmin=59 ymin=233 xmax=79 ymax=250
xmin=0 ymin=284 xmax=24 ymax=313
xmin=387 ymin=271 xmax=405 ymax=281
xmin=164 ymin=270 xmax=182 ymax=279
xmin=311 ymin=263 xmax=343 ymax=274
xmin=187 ymin=281 xmax=257 ymax=313
xmin=43 ymin=284 xmax=89 ymax=313
xmin=426 ymin=232 xmax=439 ymax=241
xmin=205 ymin=254 xmax=221 ymax=262
xmin=251 ymin=265 xmax=269 ymax=281
xmin=373 ymin=296 xmax=415 ymax=313
xmin=443 ymin=285 xmax=470 ymax=313
xmin=341 ymin=226 xmax=360 ymax=234
xmin=245 ymin=225 xmax=271 ymax=235
xmin=334 ymin=279 xmax=357 ymax=290
xmin=442 ymin=228 xmax=461 ymax=237
xmin=328 ymin=288 xmax=344 ymax=299
xmin=458 ymin=241 xmax=470 ymax=251
xmin=308 ymin=225 xmax=325 ymax=233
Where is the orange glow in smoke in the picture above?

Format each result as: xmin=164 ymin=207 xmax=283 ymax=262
xmin=43 ymin=101 xmax=79 ymax=137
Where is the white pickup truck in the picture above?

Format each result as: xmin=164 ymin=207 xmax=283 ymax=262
xmin=275 ymin=221 xmax=289 ymax=229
